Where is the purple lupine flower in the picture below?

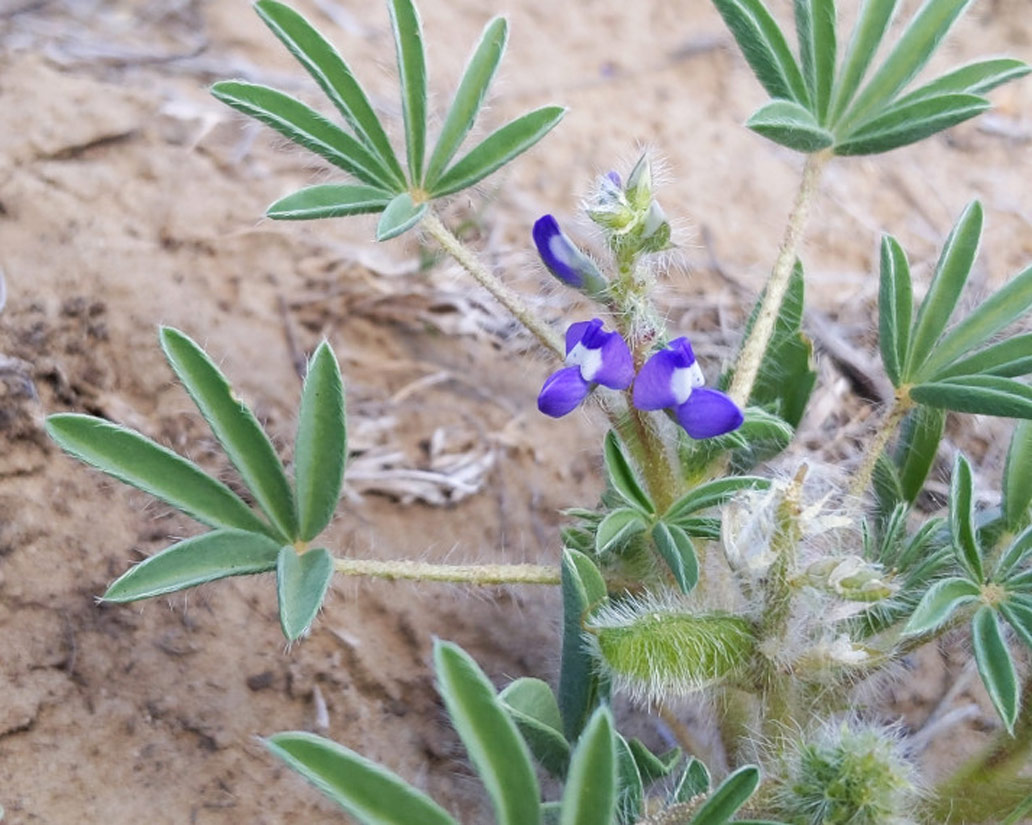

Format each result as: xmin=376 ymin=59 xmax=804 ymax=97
xmin=538 ymin=319 xmax=634 ymax=417
xmin=633 ymin=338 xmax=743 ymax=439
xmin=532 ymin=215 xmax=607 ymax=295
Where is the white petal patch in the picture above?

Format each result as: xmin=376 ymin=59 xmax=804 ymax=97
xmin=549 ymin=233 xmax=573 ymax=267
xmin=688 ymin=361 xmax=705 ymax=388
xmin=566 ymin=342 xmax=603 ymax=382
xmin=670 ymin=367 xmax=694 ymax=405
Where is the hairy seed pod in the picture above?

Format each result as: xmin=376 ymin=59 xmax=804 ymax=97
xmin=588 ymin=600 xmax=756 ymax=702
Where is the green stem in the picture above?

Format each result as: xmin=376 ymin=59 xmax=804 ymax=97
xmin=727 ymin=150 xmax=831 ymax=409
xmin=421 ymin=210 xmax=564 ymax=357
xmin=925 ymin=678 xmax=1032 ymax=823
xmin=847 ymin=389 xmax=914 ymax=500
xmin=333 ymin=557 xmax=560 ymax=585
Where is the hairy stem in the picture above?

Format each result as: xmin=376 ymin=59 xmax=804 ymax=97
xmin=421 ymin=210 xmax=564 ymax=357
xmin=333 ymin=557 xmax=560 ymax=585
xmin=727 ymin=150 xmax=831 ymax=408
xmin=847 ymin=389 xmax=914 ymax=500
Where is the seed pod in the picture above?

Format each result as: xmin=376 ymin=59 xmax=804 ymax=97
xmin=588 ymin=600 xmax=756 ymax=702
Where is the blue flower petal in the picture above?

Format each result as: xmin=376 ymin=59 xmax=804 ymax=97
xmin=632 ymin=348 xmax=682 ymax=410
xmin=594 ymin=330 xmax=634 ymax=390
xmin=533 ymin=215 xmax=584 ymax=288
xmin=538 ymin=366 xmax=593 ymax=417
xmin=666 ymin=337 xmax=696 ymax=368
xmin=565 ymin=319 xmax=602 ymax=354
xmin=675 ymin=388 xmax=744 ymax=439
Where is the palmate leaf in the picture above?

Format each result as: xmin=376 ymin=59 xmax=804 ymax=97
xmin=424 ymin=17 xmax=508 ymax=189
xmin=937 ymin=334 xmax=1032 ymax=380
xmin=950 ymin=454 xmax=983 ymax=581
xmin=838 ymin=0 xmax=975 ymax=129
xmin=903 ymin=576 xmax=980 ymax=636
xmin=560 ymin=707 xmax=617 ymax=825
xmin=266 ymin=731 xmax=458 ymax=825
xmin=651 ymin=521 xmax=699 ymax=595
xmin=499 ymin=678 xmax=571 ymax=778
xmin=997 ymin=525 xmax=1032 ymax=581
xmin=160 ymin=327 xmax=299 ymax=541
xmin=1001 ymin=600 xmax=1032 ymax=651
xmin=596 ymin=508 xmax=648 ymax=555
xmin=689 ymin=765 xmax=760 ymax=825
xmin=603 ymin=431 xmax=654 ymax=514
xmin=894 ymin=405 xmax=945 ymax=504
xmin=267 ymin=184 xmax=394 ymax=220
xmin=254 ymin=0 xmax=405 ymax=187
xmin=828 ymin=0 xmax=897 ymax=123
xmin=615 ymin=733 xmax=645 ymax=824
xmin=902 ymin=201 xmax=983 ymax=380
xmin=627 ymin=739 xmax=682 ymax=784
xmin=559 ymin=549 xmax=608 ymax=741
xmin=972 ymin=606 xmax=1020 ymax=733
xmin=104 ymin=529 xmax=283 ymax=602
xmin=211 ymin=81 xmax=397 ymax=190
xmin=429 ymin=106 xmax=567 ymax=198
xmin=746 ymin=100 xmax=834 ymax=152
xmin=276 ymin=546 xmax=334 ymax=640
xmin=376 ymin=192 xmax=428 ymax=241
xmin=1004 ymin=421 xmax=1032 ymax=530
xmin=793 ymin=0 xmax=836 ymax=123
xmin=835 ymin=92 xmax=989 ymax=155
xmin=45 ymin=414 xmax=275 ymax=538
xmin=665 ymin=476 xmax=771 ymax=523
xmin=434 ymin=641 xmax=541 ymax=825
xmin=711 ymin=0 xmax=810 ymax=105
xmin=294 ymin=342 xmax=347 ymax=541
xmin=911 ymin=375 xmax=1032 ymax=419
xmin=894 ymin=58 xmax=1031 ymax=107
xmin=387 ymin=0 xmax=427 ymax=184
xmin=878 ymin=235 xmax=912 ymax=387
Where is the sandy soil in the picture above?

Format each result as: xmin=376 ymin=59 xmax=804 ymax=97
xmin=0 ymin=0 xmax=1029 ymax=822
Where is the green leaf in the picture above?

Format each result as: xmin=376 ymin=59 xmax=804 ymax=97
xmin=911 ymin=375 xmax=1032 ymax=419
xmin=895 ymin=406 xmax=945 ymax=504
xmin=665 ymin=476 xmax=771 ymax=523
xmin=652 ymin=522 xmax=699 ymax=595
xmin=211 ymin=81 xmax=396 ymax=189
xmin=424 ymin=17 xmax=508 ymax=189
xmin=794 ymin=0 xmax=837 ymax=123
xmin=1005 ymin=421 xmax=1032 ymax=530
xmin=690 ymin=765 xmax=761 ymax=825
xmin=45 ymin=413 xmax=274 ymax=538
xmin=387 ymin=0 xmax=427 ymax=184
xmin=627 ymin=739 xmax=681 ymax=784
xmin=972 ymin=606 xmax=1020 ymax=733
xmin=103 ymin=529 xmax=282 ymax=602
xmin=277 ymin=546 xmax=334 ymax=640
xmin=997 ymin=525 xmax=1032 ymax=581
xmin=950 ymin=454 xmax=984 ymax=581
xmin=294 ymin=342 xmax=347 ymax=541
xmin=1000 ymin=600 xmax=1032 ymax=652
xmin=499 ymin=678 xmax=571 ymax=778
xmin=937 ymin=334 xmax=1032 ymax=380
xmin=376 ymin=192 xmax=428 ymax=241
xmin=878 ymin=235 xmax=912 ymax=387
xmin=903 ymin=576 xmax=980 ymax=635
xmin=253 ymin=0 xmax=405 ymax=186
xmin=671 ymin=757 xmax=711 ymax=803
xmin=603 ymin=431 xmax=654 ymax=514
xmin=1002 ymin=792 xmax=1032 ymax=825
xmin=595 ymin=508 xmax=648 ymax=555
xmin=560 ymin=707 xmax=617 ymax=825
xmin=746 ymin=99 xmax=834 ymax=152
xmin=903 ymin=201 xmax=983 ymax=379
xmin=267 ymin=184 xmax=393 ymax=220
xmin=616 ymin=734 xmax=644 ymax=824
xmin=160 ymin=327 xmax=298 ymax=540
xmin=430 ymin=106 xmax=566 ymax=198
xmin=835 ymin=92 xmax=989 ymax=155
xmin=265 ymin=731 xmax=458 ymax=825
xmin=923 ymin=264 xmax=1032 ymax=379
xmin=895 ymin=58 xmax=1031 ymax=107
xmin=711 ymin=0 xmax=810 ymax=105
xmin=841 ymin=0 xmax=975 ymax=128
xmin=678 ymin=517 xmax=722 ymax=541
xmin=559 ymin=549 xmax=607 ymax=741
xmin=434 ymin=641 xmax=541 ymax=825
xmin=828 ymin=0 xmax=898 ymax=122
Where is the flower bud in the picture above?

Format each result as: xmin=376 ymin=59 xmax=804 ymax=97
xmin=805 ymin=556 xmax=894 ymax=602
xmin=624 ymin=153 xmax=652 ymax=211
xmin=638 ymin=200 xmax=672 ymax=253
xmin=532 ymin=215 xmax=608 ymax=296
xmin=588 ymin=598 xmax=755 ymax=702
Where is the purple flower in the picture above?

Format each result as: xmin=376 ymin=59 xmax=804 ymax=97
xmin=538 ymin=319 xmax=634 ymax=417
xmin=532 ymin=215 xmax=607 ymax=295
xmin=633 ymin=338 xmax=743 ymax=439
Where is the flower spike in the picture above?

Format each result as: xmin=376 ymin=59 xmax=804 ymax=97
xmin=633 ymin=338 xmax=743 ymax=439
xmin=538 ymin=319 xmax=633 ymax=417
xmin=532 ymin=215 xmax=608 ymax=296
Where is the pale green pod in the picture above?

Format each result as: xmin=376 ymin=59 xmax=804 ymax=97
xmin=588 ymin=602 xmax=756 ymax=702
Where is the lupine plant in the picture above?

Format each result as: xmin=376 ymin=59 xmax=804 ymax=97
xmin=44 ymin=0 xmax=1032 ymax=822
